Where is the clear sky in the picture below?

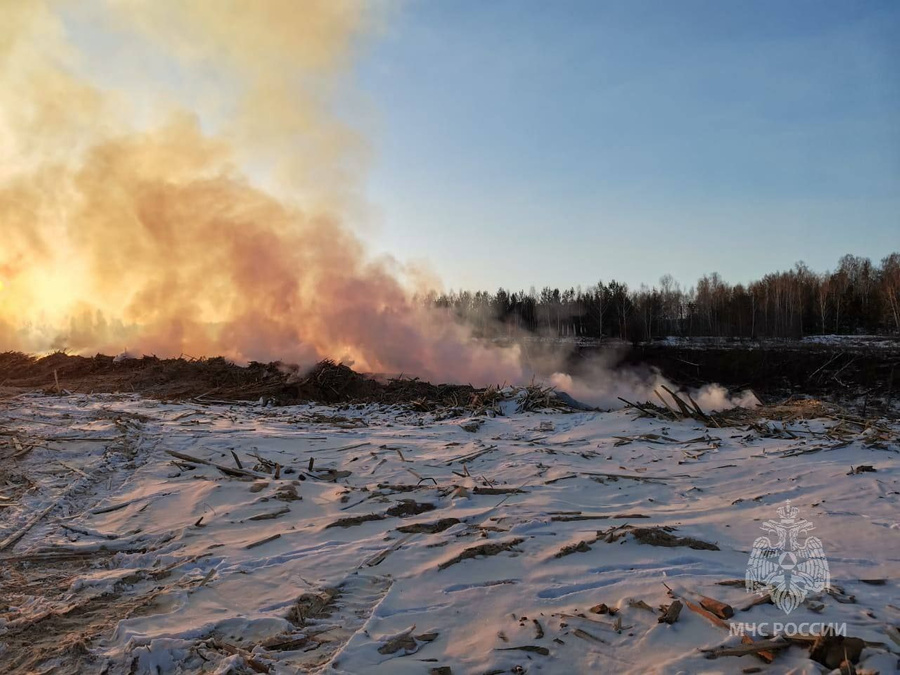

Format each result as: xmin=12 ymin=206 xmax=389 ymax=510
xmin=354 ymin=0 xmax=899 ymax=292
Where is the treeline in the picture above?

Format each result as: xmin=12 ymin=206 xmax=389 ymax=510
xmin=421 ymin=253 xmax=900 ymax=341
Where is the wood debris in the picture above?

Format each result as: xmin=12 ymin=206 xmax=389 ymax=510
xmin=600 ymin=525 xmax=720 ymax=551
xmin=438 ymin=538 xmax=525 ymax=570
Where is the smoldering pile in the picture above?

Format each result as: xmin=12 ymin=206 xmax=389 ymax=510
xmin=0 ymin=352 xmax=579 ymax=414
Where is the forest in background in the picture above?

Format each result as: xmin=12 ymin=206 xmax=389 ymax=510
xmin=421 ymin=253 xmax=900 ymax=342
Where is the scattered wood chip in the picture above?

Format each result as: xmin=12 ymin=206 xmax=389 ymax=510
xmin=386 ymin=500 xmax=436 ymax=518
xmin=701 ymin=637 xmax=788 ymax=659
xmin=601 ymin=525 xmax=719 ymax=551
xmin=287 ymin=588 xmax=338 ymax=626
xmin=848 ymin=465 xmax=876 ymax=475
xmin=496 ymin=645 xmax=549 ymax=656
xmin=555 ymin=540 xmax=593 ymax=558
xmin=326 ymin=513 xmax=385 ymax=529
xmin=165 ymin=449 xmax=266 ymax=480
xmin=397 ymin=518 xmax=460 ymax=534
xmin=378 ymin=626 xmax=418 ymax=655
xmin=438 ymin=538 xmax=525 ymax=570
xmin=551 ymin=512 xmax=649 ymax=522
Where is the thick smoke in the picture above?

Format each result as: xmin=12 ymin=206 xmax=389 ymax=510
xmin=0 ymin=1 xmax=522 ymax=384
xmin=0 ymin=1 xmax=755 ymax=410
xmin=547 ymin=351 xmax=758 ymax=411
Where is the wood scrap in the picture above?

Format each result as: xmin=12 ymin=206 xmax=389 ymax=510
xmin=396 ymin=518 xmax=460 ymax=534
xmin=600 ymin=525 xmax=719 ymax=551
xmin=556 ymin=612 xmax=622 ymax=632
xmin=244 ymin=533 xmax=281 ymax=549
xmin=658 ymin=600 xmax=683 ymax=624
xmin=89 ymin=492 xmax=171 ymax=515
xmin=664 ymin=584 xmax=777 ymax=664
xmin=247 ymin=506 xmax=290 ymax=521
xmin=438 ymin=538 xmax=524 ymax=570
xmin=0 ymin=502 xmax=56 ymax=552
xmin=700 ymin=637 xmax=788 ymax=659
xmin=165 ymin=449 xmax=267 ymax=480
xmin=496 ymin=645 xmax=549 ymax=656
xmin=446 ymin=445 xmax=498 ymax=465
xmin=571 ymin=627 xmax=607 ymax=645
xmin=555 ymin=540 xmax=593 ymax=557
xmin=551 ymin=512 xmax=649 ymax=522
xmin=583 ymin=471 xmax=673 ymax=483
xmin=473 ymin=486 xmax=525 ymax=495
xmin=364 ymin=533 xmax=416 ymax=567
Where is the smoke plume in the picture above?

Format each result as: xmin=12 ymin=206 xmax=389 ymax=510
xmin=0 ymin=1 xmax=530 ymax=384
xmin=0 ymin=2 xmax=756 ymax=411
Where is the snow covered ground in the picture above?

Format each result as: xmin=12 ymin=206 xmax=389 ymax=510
xmin=1 ymin=392 xmax=898 ymax=674
xmin=654 ymin=335 xmax=900 ymax=351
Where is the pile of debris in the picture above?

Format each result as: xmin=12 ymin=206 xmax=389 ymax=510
xmin=0 ymin=351 xmax=286 ymax=401
xmin=283 ymin=360 xmax=478 ymax=408
xmin=623 ymin=386 xmax=899 ymax=441
xmin=0 ymin=352 xmax=582 ymax=415
xmin=433 ymin=383 xmax=577 ymax=418
xmin=619 ymin=385 xmax=714 ymax=424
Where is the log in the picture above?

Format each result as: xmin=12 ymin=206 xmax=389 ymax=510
xmin=658 ymin=600 xmax=683 ymax=624
xmin=699 ymin=595 xmax=734 ymax=619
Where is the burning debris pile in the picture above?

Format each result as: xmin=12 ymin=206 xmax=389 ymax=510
xmin=283 ymin=360 xmax=479 ymax=409
xmin=0 ymin=351 xmax=288 ymax=401
xmin=0 ymin=352 xmax=584 ymax=415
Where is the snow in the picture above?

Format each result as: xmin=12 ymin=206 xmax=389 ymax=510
xmin=1 ymin=392 xmax=898 ymax=674
xmin=655 ymin=335 xmax=900 ymax=351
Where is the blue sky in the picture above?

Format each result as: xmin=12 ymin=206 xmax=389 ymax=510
xmin=354 ymin=0 xmax=899 ymax=292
